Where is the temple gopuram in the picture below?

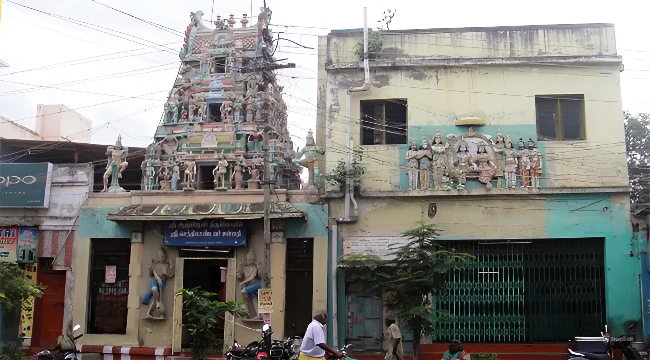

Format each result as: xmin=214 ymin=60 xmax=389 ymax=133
xmin=142 ymin=8 xmax=302 ymax=191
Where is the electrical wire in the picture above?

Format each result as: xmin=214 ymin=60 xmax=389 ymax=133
xmin=6 ymin=1 xmax=180 ymax=55
xmin=89 ymin=0 xmax=185 ymax=37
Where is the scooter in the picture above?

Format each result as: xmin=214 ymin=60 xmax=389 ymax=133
xmin=568 ymin=324 xmax=642 ymax=360
xmin=37 ymin=324 xmax=84 ymax=360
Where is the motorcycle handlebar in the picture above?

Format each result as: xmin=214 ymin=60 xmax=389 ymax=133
xmin=74 ymin=334 xmax=84 ymax=341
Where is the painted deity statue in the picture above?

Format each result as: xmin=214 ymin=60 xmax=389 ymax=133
xmin=416 ymin=139 xmax=433 ymax=190
xmin=102 ymin=135 xmax=129 ymax=192
xmin=527 ymin=138 xmax=543 ymax=188
xmin=503 ymin=135 xmax=518 ymax=188
xmin=221 ymin=98 xmax=234 ymax=122
xmin=231 ymin=161 xmax=244 ymax=190
xmin=474 ymin=142 xmax=497 ymax=189
xmin=517 ymin=138 xmax=531 ymax=187
xmin=183 ymin=159 xmax=196 ymax=187
xmin=164 ymin=97 xmax=179 ymax=124
xmin=453 ymin=139 xmax=473 ymax=189
xmin=406 ymin=140 xmax=419 ymax=190
xmin=431 ymin=130 xmax=449 ymax=191
xmin=214 ymin=151 xmax=229 ymax=189
xmin=237 ymin=248 xmax=262 ymax=319
xmin=440 ymin=169 xmax=453 ymax=191
xmin=293 ymin=130 xmax=324 ymax=190
xmin=248 ymin=165 xmax=260 ymax=189
xmin=141 ymin=247 xmax=175 ymax=320
xmin=493 ymin=129 xmax=505 ymax=184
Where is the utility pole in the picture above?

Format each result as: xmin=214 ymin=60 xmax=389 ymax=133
xmin=262 ymin=124 xmax=271 ymax=287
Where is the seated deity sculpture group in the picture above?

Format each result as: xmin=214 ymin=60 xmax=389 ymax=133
xmin=406 ymin=128 xmax=543 ymax=191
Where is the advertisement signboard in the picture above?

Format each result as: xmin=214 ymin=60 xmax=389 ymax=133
xmin=0 ymin=226 xmax=18 ymax=262
xmin=163 ymin=219 xmax=247 ymax=247
xmin=17 ymin=227 xmax=38 ymax=263
xmin=0 ymin=163 xmax=53 ymax=208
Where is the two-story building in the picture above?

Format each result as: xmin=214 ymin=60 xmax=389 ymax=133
xmin=70 ymin=9 xmax=329 ymax=360
xmin=0 ymin=138 xmax=143 ymax=350
xmin=318 ymin=22 xmax=639 ymax=358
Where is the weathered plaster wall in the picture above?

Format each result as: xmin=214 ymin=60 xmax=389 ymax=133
xmin=322 ymin=64 xmax=626 ymax=191
xmin=329 ymin=192 xmax=638 ymax=337
xmin=0 ymin=163 xmax=93 ymax=228
xmin=317 ymin=25 xmax=626 ymax=191
xmin=324 ymin=24 xmax=616 ymax=64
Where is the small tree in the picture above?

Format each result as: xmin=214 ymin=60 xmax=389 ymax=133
xmin=0 ymin=263 xmax=43 ymax=313
xmin=625 ymin=111 xmax=650 ymax=205
xmin=176 ymin=288 xmax=248 ymax=360
xmin=339 ymin=221 xmax=474 ymax=360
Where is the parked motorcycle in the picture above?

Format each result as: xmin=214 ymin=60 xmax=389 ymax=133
xmin=227 ymin=324 xmax=300 ymax=360
xmin=568 ymin=324 xmax=642 ymax=360
xmin=37 ymin=324 xmax=84 ymax=360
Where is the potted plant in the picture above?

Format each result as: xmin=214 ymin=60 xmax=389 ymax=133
xmin=323 ymin=149 xmax=366 ymax=192
xmin=176 ymin=287 xmax=248 ymax=359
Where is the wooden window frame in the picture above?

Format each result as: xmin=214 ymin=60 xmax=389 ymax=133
xmin=535 ymin=94 xmax=586 ymax=141
xmin=360 ymin=99 xmax=408 ymax=146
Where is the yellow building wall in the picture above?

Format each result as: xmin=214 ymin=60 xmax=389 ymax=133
xmin=329 ymin=196 xmax=547 ymax=239
xmin=317 ymin=25 xmax=627 ymax=191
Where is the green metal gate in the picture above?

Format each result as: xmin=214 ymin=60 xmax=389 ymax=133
xmin=433 ymin=238 xmax=606 ymax=343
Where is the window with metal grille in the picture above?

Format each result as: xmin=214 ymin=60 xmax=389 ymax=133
xmin=87 ymin=238 xmax=131 ymax=335
xmin=535 ymin=95 xmax=586 ymax=141
xmin=360 ymin=99 xmax=408 ymax=145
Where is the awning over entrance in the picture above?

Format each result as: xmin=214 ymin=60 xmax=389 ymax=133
xmin=106 ymin=202 xmax=305 ymax=221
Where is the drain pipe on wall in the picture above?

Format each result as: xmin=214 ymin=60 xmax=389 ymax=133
xmin=332 ymin=6 xmax=371 ymax=349
xmin=344 ymin=6 xmax=370 ymax=221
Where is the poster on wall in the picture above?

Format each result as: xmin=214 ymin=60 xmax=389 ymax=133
xmin=258 ymin=289 xmax=273 ymax=313
xmin=19 ymin=263 xmax=37 ymax=338
xmin=105 ymin=265 xmax=116 ymax=284
xmin=17 ymin=227 xmax=38 ymax=264
xmin=0 ymin=226 xmax=18 ymax=262
xmin=163 ymin=219 xmax=247 ymax=247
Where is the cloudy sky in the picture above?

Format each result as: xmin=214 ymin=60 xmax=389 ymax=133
xmin=1 ymin=0 xmax=649 ymax=149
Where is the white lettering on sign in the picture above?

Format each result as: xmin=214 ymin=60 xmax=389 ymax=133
xmin=342 ymin=236 xmax=410 ymax=261
xmin=0 ymin=176 xmax=37 ymax=187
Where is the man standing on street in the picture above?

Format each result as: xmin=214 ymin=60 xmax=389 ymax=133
xmin=300 ymin=310 xmax=343 ymax=360
xmin=384 ymin=317 xmax=404 ymax=360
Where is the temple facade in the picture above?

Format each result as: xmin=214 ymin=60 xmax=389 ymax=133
xmin=71 ymin=8 xmax=328 ymax=359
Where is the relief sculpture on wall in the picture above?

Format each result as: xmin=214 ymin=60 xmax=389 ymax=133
xmin=142 ymin=246 xmax=175 ymax=320
xmin=237 ymin=248 xmax=262 ymax=319
xmin=405 ymin=128 xmax=544 ymax=191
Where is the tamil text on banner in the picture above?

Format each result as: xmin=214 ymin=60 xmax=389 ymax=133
xmin=0 ymin=226 xmax=18 ymax=262
xmin=164 ymin=219 xmax=247 ymax=247
xmin=0 ymin=162 xmax=53 ymax=208
xmin=19 ymin=263 xmax=37 ymax=338
xmin=258 ymin=288 xmax=273 ymax=314
xmin=17 ymin=227 xmax=38 ymax=263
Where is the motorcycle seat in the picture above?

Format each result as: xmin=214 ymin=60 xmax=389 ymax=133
xmin=229 ymin=348 xmax=248 ymax=357
xmin=568 ymin=349 xmax=612 ymax=360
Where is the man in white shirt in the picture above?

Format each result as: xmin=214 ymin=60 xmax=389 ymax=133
xmin=299 ymin=310 xmax=343 ymax=360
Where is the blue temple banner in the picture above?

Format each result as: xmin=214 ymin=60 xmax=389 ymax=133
xmin=163 ymin=219 xmax=247 ymax=247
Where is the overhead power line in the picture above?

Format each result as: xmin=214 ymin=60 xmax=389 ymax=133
xmin=89 ymin=0 xmax=184 ymax=37
xmin=6 ymin=1 xmax=180 ymax=55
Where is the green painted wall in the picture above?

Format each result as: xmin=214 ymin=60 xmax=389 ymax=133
xmin=333 ymin=192 xmax=640 ymax=342
xmin=78 ymin=206 xmax=134 ymax=238
xmin=544 ymin=193 xmax=641 ymax=336
xmin=285 ymin=204 xmax=328 ymax=238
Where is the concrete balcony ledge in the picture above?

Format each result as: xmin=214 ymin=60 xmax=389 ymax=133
xmin=326 ymin=55 xmax=623 ymax=71
xmin=353 ymin=185 xmax=629 ymax=198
